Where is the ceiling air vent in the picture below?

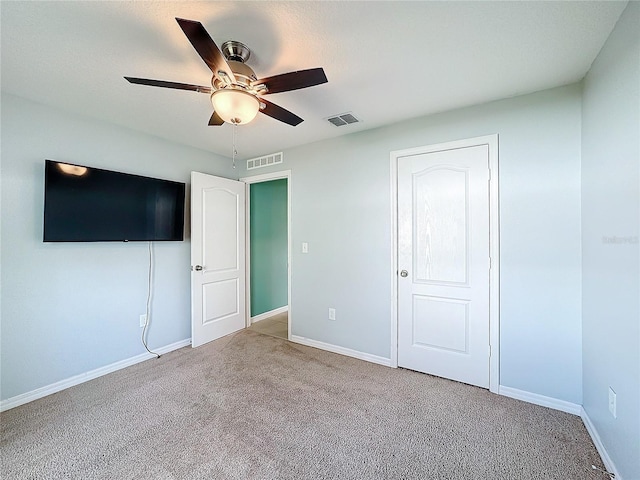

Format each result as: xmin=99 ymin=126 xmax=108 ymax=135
xmin=327 ymin=112 xmax=360 ymax=127
xmin=247 ymin=152 xmax=283 ymax=171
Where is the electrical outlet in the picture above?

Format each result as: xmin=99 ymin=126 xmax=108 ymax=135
xmin=139 ymin=314 xmax=147 ymax=328
xmin=608 ymin=387 xmax=617 ymax=418
xmin=328 ymin=308 xmax=336 ymax=321
xmin=302 ymin=242 xmax=309 ymax=254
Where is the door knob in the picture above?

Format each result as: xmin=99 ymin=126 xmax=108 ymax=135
xmin=400 ymin=270 xmax=408 ymax=277
xmin=194 ymin=265 xmax=203 ymax=271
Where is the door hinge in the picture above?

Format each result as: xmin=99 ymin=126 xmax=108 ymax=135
xmin=489 ymin=256 xmax=492 ymax=270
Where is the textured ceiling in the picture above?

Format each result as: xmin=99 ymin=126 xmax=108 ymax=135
xmin=1 ymin=1 xmax=627 ymax=159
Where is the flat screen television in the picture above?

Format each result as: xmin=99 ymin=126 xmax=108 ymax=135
xmin=43 ymin=160 xmax=186 ymax=242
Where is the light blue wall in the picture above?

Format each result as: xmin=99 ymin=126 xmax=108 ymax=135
xmin=581 ymin=2 xmax=640 ymax=478
xmin=0 ymin=93 xmax=235 ymax=401
xmin=250 ymin=179 xmax=288 ymax=317
xmin=239 ymin=84 xmax=584 ymax=404
xmin=2 ymin=86 xmax=586 ymax=408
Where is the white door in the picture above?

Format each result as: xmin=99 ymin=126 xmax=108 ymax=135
xmin=397 ymin=144 xmax=490 ymax=388
xmin=191 ymin=172 xmax=246 ymax=348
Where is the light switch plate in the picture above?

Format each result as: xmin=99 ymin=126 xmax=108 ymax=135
xmin=608 ymin=387 xmax=617 ymax=418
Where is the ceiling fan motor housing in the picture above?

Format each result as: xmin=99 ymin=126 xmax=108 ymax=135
xmin=213 ymin=60 xmax=257 ymax=90
xmin=221 ymin=40 xmax=250 ymax=63
xmin=210 ymin=40 xmax=255 ymax=90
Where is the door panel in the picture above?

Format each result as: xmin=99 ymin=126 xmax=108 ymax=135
xmin=414 ymin=167 xmax=469 ymax=285
xmin=398 ymin=145 xmax=489 ymax=388
xmin=202 ymin=279 xmax=239 ymax=324
xmin=191 ymin=172 xmax=246 ymax=348
xmin=202 ymin=188 xmax=239 ymax=272
xmin=412 ymin=295 xmax=469 ymax=353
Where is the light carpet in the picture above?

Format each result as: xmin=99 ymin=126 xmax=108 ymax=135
xmin=248 ymin=313 xmax=288 ymax=340
xmin=1 ymin=329 xmax=607 ymax=479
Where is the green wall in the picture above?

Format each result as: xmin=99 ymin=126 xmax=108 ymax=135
xmin=250 ymin=179 xmax=288 ymax=317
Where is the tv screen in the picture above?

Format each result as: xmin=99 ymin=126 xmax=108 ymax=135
xmin=43 ymin=160 xmax=186 ymax=242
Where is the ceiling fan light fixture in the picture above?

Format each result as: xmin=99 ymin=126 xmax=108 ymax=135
xmin=210 ymin=89 xmax=259 ymax=125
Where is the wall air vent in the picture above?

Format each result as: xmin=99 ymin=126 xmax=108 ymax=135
xmin=247 ymin=152 xmax=283 ymax=171
xmin=326 ymin=112 xmax=360 ymax=127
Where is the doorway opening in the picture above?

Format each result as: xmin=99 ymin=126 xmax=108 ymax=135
xmin=241 ymin=170 xmax=292 ymax=341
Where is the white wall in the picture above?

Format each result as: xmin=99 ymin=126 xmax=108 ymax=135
xmin=0 ymin=93 xmax=235 ymax=401
xmin=581 ymin=2 xmax=640 ymax=478
xmin=239 ymin=84 xmax=584 ymax=404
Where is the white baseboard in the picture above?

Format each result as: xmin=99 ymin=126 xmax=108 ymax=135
xmin=0 ymin=338 xmax=191 ymax=412
xmin=251 ymin=306 xmax=288 ymax=324
xmin=581 ymin=407 xmax=623 ymax=480
xmin=290 ymin=335 xmax=391 ymax=367
xmin=498 ymin=385 xmax=582 ymax=415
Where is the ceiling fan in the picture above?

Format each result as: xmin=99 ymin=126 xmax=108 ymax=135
xmin=125 ymin=18 xmax=328 ymax=127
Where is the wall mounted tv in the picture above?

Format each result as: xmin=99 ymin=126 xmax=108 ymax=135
xmin=43 ymin=160 xmax=186 ymax=242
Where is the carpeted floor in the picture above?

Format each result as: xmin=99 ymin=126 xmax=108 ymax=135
xmin=248 ymin=313 xmax=288 ymax=339
xmin=1 ymin=329 xmax=608 ymax=479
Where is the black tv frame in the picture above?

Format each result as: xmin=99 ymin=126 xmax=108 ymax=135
xmin=43 ymin=160 xmax=186 ymax=243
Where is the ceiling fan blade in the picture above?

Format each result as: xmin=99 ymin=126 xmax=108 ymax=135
xmin=259 ymin=98 xmax=303 ymax=126
xmin=253 ymin=68 xmax=327 ymax=95
xmin=208 ymin=111 xmax=224 ymax=126
xmin=175 ymin=18 xmax=236 ymax=84
xmin=124 ymin=77 xmax=212 ymax=94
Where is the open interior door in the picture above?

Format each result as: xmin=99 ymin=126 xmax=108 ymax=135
xmin=191 ymin=172 xmax=246 ymax=348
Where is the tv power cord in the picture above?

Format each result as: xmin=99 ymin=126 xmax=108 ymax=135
xmin=591 ymin=465 xmax=615 ymax=479
xmin=142 ymin=241 xmax=161 ymax=359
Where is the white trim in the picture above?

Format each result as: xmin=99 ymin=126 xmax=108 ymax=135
xmin=251 ymin=305 xmax=288 ymax=324
xmin=241 ymin=170 xmax=292 ymax=341
xmin=581 ymin=407 xmax=623 ymax=480
xmin=498 ymin=385 xmax=581 ymax=415
xmin=240 ymin=169 xmax=292 ymax=184
xmin=0 ymin=339 xmax=191 ymax=412
xmin=389 ymin=134 xmax=500 ymax=393
xmin=291 ymin=335 xmax=391 ymax=367
xmin=389 ymin=156 xmax=399 ymax=368
xmin=487 ymin=135 xmax=500 ymax=393
xmin=244 ymin=182 xmax=252 ymax=330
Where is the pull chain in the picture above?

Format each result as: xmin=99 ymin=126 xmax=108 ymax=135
xmin=232 ymin=123 xmax=238 ymax=169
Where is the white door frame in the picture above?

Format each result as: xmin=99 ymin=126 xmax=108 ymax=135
xmin=240 ymin=170 xmax=292 ymax=340
xmin=389 ymin=135 xmax=500 ymax=393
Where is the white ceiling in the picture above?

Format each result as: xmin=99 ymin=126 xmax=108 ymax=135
xmin=1 ymin=1 xmax=627 ymax=159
